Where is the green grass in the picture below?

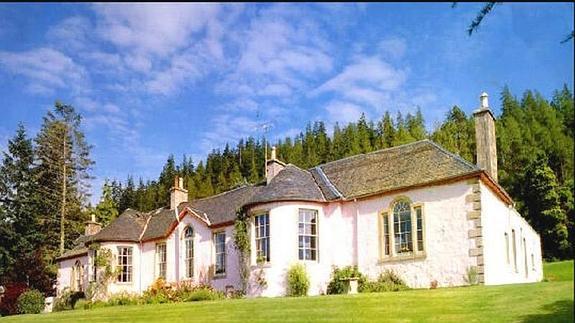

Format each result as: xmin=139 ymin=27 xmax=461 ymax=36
xmin=3 ymin=261 xmax=573 ymax=323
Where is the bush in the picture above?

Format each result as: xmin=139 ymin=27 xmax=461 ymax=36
xmin=178 ymin=287 xmax=224 ymax=302
xmin=464 ymin=266 xmax=478 ymax=285
xmin=362 ymin=270 xmax=409 ymax=293
xmin=286 ymin=263 xmax=310 ymax=297
xmin=0 ymin=282 xmax=28 ymax=316
xmin=52 ymin=290 xmax=85 ymax=312
xmin=326 ymin=266 xmax=367 ymax=294
xmin=107 ymin=292 xmax=140 ymax=306
xmin=17 ymin=289 xmax=45 ymax=314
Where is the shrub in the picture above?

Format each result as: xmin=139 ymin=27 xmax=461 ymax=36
xmin=362 ymin=270 xmax=409 ymax=293
xmin=0 ymin=282 xmax=28 ymax=316
xmin=16 ymin=289 xmax=45 ymax=314
xmin=178 ymin=286 xmax=224 ymax=302
xmin=464 ymin=266 xmax=478 ymax=285
xmin=286 ymin=263 xmax=310 ymax=297
xmin=52 ymin=290 xmax=85 ymax=312
xmin=326 ymin=266 xmax=367 ymax=294
xmin=107 ymin=292 xmax=140 ymax=306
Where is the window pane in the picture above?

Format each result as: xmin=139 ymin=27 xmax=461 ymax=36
xmin=394 ymin=201 xmax=412 ymax=254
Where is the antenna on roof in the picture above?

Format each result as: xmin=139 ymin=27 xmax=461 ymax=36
xmin=254 ymin=121 xmax=273 ymax=179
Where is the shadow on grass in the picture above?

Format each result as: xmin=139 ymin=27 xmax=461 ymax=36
xmin=521 ymin=300 xmax=574 ymax=323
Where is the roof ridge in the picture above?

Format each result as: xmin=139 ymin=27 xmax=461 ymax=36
xmin=313 ymin=139 xmax=430 ymax=169
xmin=313 ymin=166 xmax=343 ymax=200
xmin=138 ymin=213 xmax=153 ymax=241
xmin=190 ymin=184 xmax=253 ymax=202
xmin=426 ymin=140 xmax=479 ymax=171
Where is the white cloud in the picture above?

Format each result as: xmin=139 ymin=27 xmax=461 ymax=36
xmin=325 ymin=100 xmax=365 ymax=124
xmin=378 ymin=37 xmax=407 ymax=60
xmin=0 ymin=47 xmax=88 ymax=94
xmin=93 ymin=3 xmax=221 ymax=56
xmin=46 ymin=16 xmax=92 ymax=51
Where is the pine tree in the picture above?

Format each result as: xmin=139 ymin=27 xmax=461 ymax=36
xmin=35 ymin=102 xmax=93 ymax=256
xmin=94 ymin=180 xmax=119 ymax=227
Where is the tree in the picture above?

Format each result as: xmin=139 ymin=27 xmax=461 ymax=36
xmin=35 ymin=102 xmax=94 ymax=256
xmin=0 ymin=125 xmax=53 ymax=292
xmin=523 ymin=155 xmax=570 ymax=259
xmin=94 ymin=180 xmax=119 ymax=227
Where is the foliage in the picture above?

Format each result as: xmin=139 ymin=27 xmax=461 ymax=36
xmin=87 ymin=247 xmax=117 ymax=301
xmin=16 ymin=289 xmax=45 ymax=314
xmin=464 ymin=266 xmax=479 ymax=285
xmin=93 ymin=180 xmax=119 ymax=227
xmin=362 ymin=270 xmax=409 ymax=293
xmin=326 ymin=266 xmax=367 ymax=294
xmin=0 ymin=282 xmax=28 ymax=316
xmin=52 ymin=289 xmax=84 ymax=312
xmin=286 ymin=264 xmax=310 ymax=297
xmin=233 ymin=209 xmax=251 ymax=293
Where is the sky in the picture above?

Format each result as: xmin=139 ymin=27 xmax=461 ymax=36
xmin=0 ymin=3 xmax=573 ymax=204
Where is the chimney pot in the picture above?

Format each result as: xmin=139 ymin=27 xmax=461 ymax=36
xmin=480 ymin=92 xmax=489 ymax=109
xmin=266 ymin=146 xmax=285 ymax=184
xmin=271 ymin=146 xmax=277 ymax=160
xmin=85 ymin=214 xmax=101 ymax=236
xmin=170 ymin=176 xmax=188 ymax=209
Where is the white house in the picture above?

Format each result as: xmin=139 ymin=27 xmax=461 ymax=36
xmin=56 ymin=93 xmax=543 ymax=297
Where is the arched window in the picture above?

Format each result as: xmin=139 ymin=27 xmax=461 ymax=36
xmin=393 ymin=200 xmax=412 ymax=254
xmin=184 ymin=226 xmax=194 ymax=278
xmin=381 ymin=198 xmax=425 ymax=259
xmin=73 ymin=260 xmax=83 ymax=292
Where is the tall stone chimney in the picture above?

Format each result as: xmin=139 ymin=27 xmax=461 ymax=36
xmin=266 ymin=146 xmax=285 ymax=184
xmin=170 ymin=176 xmax=188 ymax=209
xmin=474 ymin=92 xmax=498 ymax=182
xmin=85 ymin=213 xmax=102 ymax=236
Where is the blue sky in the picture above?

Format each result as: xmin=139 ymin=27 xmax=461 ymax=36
xmin=0 ymin=3 xmax=573 ymax=203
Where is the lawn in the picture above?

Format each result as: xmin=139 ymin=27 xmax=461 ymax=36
xmin=2 ymin=261 xmax=573 ymax=323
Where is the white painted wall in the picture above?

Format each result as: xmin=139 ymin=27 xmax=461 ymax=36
xmin=481 ymin=182 xmax=543 ymax=284
xmin=57 ymin=255 xmax=88 ymax=295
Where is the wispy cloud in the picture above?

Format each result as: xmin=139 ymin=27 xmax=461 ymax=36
xmin=0 ymin=47 xmax=88 ymax=94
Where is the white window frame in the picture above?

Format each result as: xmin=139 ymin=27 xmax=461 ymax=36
xmin=184 ymin=226 xmax=194 ymax=279
xmin=298 ymin=208 xmax=319 ymax=262
xmin=379 ymin=198 xmax=426 ymax=262
xmin=214 ymin=231 xmax=226 ymax=277
xmin=117 ymin=246 xmax=133 ymax=283
xmin=155 ymin=242 xmax=167 ymax=279
xmin=254 ymin=213 xmax=270 ymax=263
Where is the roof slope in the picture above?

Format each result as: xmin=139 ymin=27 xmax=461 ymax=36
xmin=247 ymin=165 xmax=326 ymax=205
xmin=88 ymin=209 xmax=149 ymax=243
xmin=187 ymin=185 xmax=258 ymax=224
xmin=316 ymin=140 xmax=480 ymax=199
xmin=140 ymin=208 xmax=177 ymax=241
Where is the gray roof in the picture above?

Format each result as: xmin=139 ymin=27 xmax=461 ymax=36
xmin=315 ymin=140 xmax=480 ymax=199
xmin=87 ymin=209 xmax=149 ymax=243
xmin=186 ymin=185 xmax=258 ymax=224
xmin=56 ymin=235 xmax=90 ymax=260
xmin=247 ymin=165 xmax=326 ymax=205
xmin=61 ymin=139 xmax=486 ymax=253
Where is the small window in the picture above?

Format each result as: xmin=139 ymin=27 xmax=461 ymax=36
xmin=531 ymin=253 xmax=535 ymax=270
xmin=214 ymin=232 xmax=226 ymax=275
xmin=393 ymin=201 xmax=412 ymax=254
xmin=415 ymin=206 xmax=424 ymax=252
xmin=117 ymin=247 xmax=133 ymax=283
xmin=73 ymin=260 xmax=83 ymax=292
xmin=504 ymin=233 xmax=510 ymax=264
xmin=298 ymin=209 xmax=318 ymax=261
xmin=255 ymin=213 xmax=270 ymax=263
xmin=90 ymin=249 xmax=98 ymax=282
xmin=156 ymin=243 xmax=167 ymax=279
xmin=511 ymin=229 xmax=517 ymax=272
xmin=382 ymin=212 xmax=390 ymax=256
xmin=184 ymin=226 xmax=194 ymax=279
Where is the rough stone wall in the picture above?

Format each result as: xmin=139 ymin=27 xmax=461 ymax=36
xmin=474 ymin=110 xmax=498 ymax=182
xmin=466 ymin=178 xmax=484 ymax=283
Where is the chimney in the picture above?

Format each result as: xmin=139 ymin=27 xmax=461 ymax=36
xmin=170 ymin=176 xmax=188 ymax=209
xmin=266 ymin=146 xmax=285 ymax=184
xmin=85 ymin=213 xmax=102 ymax=236
xmin=474 ymin=92 xmax=498 ymax=182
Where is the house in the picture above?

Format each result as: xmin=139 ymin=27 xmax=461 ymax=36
xmin=56 ymin=93 xmax=543 ymax=297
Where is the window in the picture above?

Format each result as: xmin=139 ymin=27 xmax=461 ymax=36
xmin=255 ymin=213 xmax=270 ymax=262
xmin=214 ymin=232 xmax=226 ymax=275
xmin=73 ymin=260 xmax=83 ymax=292
xmin=117 ymin=247 xmax=133 ymax=283
xmin=523 ymin=238 xmax=528 ymax=278
xmin=415 ymin=206 xmax=424 ymax=252
xmin=394 ymin=201 xmax=412 ymax=254
xmin=504 ymin=233 xmax=510 ymax=264
xmin=381 ymin=200 xmax=425 ymax=259
xmin=90 ymin=249 xmax=98 ymax=282
xmin=184 ymin=226 xmax=194 ymax=279
xmin=156 ymin=243 xmax=167 ymax=279
xmin=298 ymin=209 xmax=318 ymax=261
xmin=531 ymin=253 xmax=535 ymax=271
xmin=511 ymin=229 xmax=517 ymax=272
xmin=383 ymin=212 xmax=390 ymax=256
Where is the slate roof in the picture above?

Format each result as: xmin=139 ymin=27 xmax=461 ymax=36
xmin=59 ymin=139 xmax=488 ymax=256
xmin=315 ymin=140 xmax=480 ymax=199
xmin=87 ymin=209 xmax=149 ymax=243
xmin=186 ymin=185 xmax=259 ymax=224
xmin=56 ymin=235 xmax=90 ymax=260
xmin=247 ymin=165 xmax=326 ymax=205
